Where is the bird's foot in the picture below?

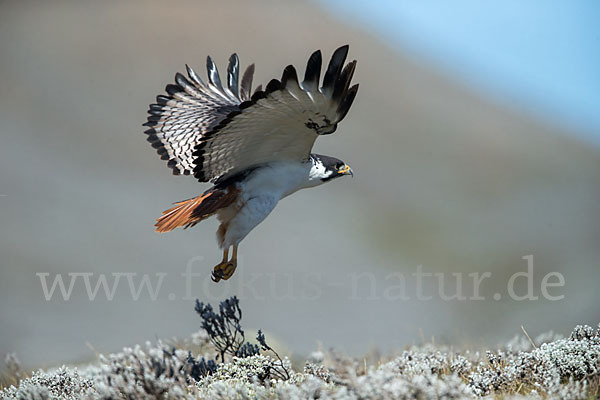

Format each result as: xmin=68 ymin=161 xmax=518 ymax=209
xmin=211 ymin=260 xmax=237 ymax=282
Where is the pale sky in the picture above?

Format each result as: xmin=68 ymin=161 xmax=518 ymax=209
xmin=319 ymin=0 xmax=600 ymax=146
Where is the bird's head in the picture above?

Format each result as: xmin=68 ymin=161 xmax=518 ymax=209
xmin=309 ymin=154 xmax=353 ymax=183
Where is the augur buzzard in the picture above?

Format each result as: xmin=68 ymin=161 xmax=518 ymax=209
xmin=143 ymin=45 xmax=358 ymax=282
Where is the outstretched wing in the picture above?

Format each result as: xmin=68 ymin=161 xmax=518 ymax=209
xmin=193 ymin=45 xmax=358 ymax=182
xmin=143 ymin=45 xmax=358 ymax=182
xmin=143 ymin=54 xmax=256 ymax=175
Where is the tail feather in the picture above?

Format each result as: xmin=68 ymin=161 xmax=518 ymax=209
xmin=155 ymin=187 xmax=238 ymax=233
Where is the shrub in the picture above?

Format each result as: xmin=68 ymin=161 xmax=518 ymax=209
xmin=1 ymin=299 xmax=599 ymax=399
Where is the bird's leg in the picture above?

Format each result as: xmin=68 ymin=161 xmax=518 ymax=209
xmin=220 ymin=244 xmax=238 ymax=280
xmin=211 ymin=246 xmax=238 ymax=282
xmin=231 ymin=244 xmax=238 ymax=266
xmin=221 ymin=248 xmax=229 ymax=264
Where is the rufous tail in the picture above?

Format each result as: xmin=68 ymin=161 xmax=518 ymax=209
xmin=155 ymin=188 xmax=237 ymax=233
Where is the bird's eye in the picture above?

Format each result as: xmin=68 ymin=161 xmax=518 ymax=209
xmin=335 ymin=162 xmax=344 ymax=169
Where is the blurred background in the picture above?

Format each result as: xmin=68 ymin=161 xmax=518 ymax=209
xmin=1 ymin=0 xmax=599 ymax=370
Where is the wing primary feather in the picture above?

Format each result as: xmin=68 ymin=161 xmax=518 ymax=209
xmin=253 ymin=84 xmax=263 ymax=95
xmin=156 ymin=95 xmax=170 ymax=105
xmin=165 ymin=84 xmax=181 ymax=96
xmin=185 ymin=64 xmax=205 ymax=87
xmin=167 ymin=159 xmax=179 ymax=172
xmin=322 ymin=45 xmax=349 ymax=96
xmin=175 ymin=72 xmax=193 ymax=92
xmin=227 ymin=53 xmax=240 ymax=99
xmin=281 ymin=65 xmax=299 ymax=88
xmin=302 ymin=49 xmax=322 ymax=91
xmin=332 ymin=60 xmax=356 ymax=103
xmin=265 ymin=78 xmax=282 ymax=94
xmin=240 ymin=64 xmax=255 ymax=100
xmin=249 ymin=88 xmax=267 ymax=103
xmin=206 ymin=55 xmax=224 ymax=91
xmin=337 ymin=83 xmax=358 ymax=121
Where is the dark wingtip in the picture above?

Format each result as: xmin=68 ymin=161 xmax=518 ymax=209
xmin=156 ymin=95 xmax=170 ymax=105
xmin=337 ymin=44 xmax=350 ymax=54
xmin=175 ymin=72 xmax=191 ymax=89
xmin=186 ymin=64 xmax=205 ymax=87
xmin=322 ymin=45 xmax=350 ymax=95
xmin=332 ymin=59 xmax=357 ymax=103
xmin=240 ymin=63 xmax=255 ymax=101
xmin=250 ymin=87 xmax=267 ymax=102
xmin=281 ymin=65 xmax=299 ymax=88
xmin=265 ymin=79 xmax=281 ymax=94
xmin=165 ymin=84 xmax=181 ymax=96
xmin=337 ymin=83 xmax=358 ymax=121
xmin=206 ymin=55 xmax=223 ymax=89
xmin=302 ymin=49 xmax=322 ymax=90
xmin=227 ymin=53 xmax=240 ymax=96
xmin=206 ymin=55 xmax=214 ymax=71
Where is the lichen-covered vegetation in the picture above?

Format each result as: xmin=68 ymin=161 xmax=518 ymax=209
xmin=1 ymin=297 xmax=598 ymax=399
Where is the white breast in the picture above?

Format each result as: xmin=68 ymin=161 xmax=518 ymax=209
xmin=216 ymin=161 xmax=323 ymax=248
xmin=240 ymin=161 xmax=320 ymax=200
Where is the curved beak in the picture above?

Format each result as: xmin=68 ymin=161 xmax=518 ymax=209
xmin=338 ymin=164 xmax=354 ymax=177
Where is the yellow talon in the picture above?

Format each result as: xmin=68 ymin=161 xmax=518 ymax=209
xmin=211 ymin=261 xmax=237 ymax=282
xmin=211 ymin=245 xmax=238 ymax=282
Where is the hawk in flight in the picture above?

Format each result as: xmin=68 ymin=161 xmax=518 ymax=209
xmin=143 ymin=45 xmax=358 ymax=282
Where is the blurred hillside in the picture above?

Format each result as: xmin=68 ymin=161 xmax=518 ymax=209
xmin=1 ymin=0 xmax=599 ymax=369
